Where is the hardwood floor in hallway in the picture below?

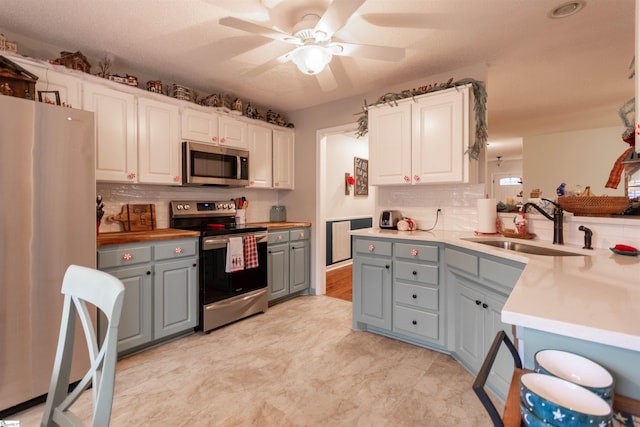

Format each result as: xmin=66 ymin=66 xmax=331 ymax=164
xmin=326 ymin=264 xmax=352 ymax=302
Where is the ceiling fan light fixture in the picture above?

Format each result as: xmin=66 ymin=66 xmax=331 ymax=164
xmin=291 ymin=45 xmax=332 ymax=75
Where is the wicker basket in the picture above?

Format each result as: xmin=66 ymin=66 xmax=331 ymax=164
xmin=557 ymin=196 xmax=630 ymax=216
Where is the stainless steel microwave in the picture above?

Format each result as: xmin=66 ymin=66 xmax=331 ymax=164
xmin=182 ymin=141 xmax=249 ymax=186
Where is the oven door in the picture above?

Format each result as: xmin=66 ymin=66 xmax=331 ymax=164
xmin=200 ymin=232 xmax=268 ymax=305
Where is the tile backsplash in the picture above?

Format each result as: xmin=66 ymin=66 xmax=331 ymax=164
xmin=96 ymin=183 xmax=279 ymax=233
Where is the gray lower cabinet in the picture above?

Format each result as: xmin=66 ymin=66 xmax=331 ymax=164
xmin=267 ymin=227 xmax=310 ymax=303
xmin=98 ymin=237 xmax=198 ymax=355
xmin=352 ymin=237 xmax=444 ymax=348
xmin=445 ymin=247 xmax=524 ymax=400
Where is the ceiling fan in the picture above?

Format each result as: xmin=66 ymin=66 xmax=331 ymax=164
xmin=219 ymin=0 xmax=405 ymax=91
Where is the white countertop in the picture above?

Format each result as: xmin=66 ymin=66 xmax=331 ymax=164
xmin=351 ymin=228 xmax=640 ymax=352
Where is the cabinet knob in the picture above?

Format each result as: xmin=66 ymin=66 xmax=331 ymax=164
xmin=412 ymin=320 xmax=417 ymax=325
xmin=475 ymin=300 xmax=481 ymax=306
xmin=173 ymin=175 xmax=180 ymax=182
xmin=175 ymin=247 xmax=183 ymax=254
xmin=212 ymin=136 xmax=218 ymax=142
xmin=268 ymin=250 xmax=272 ymax=254
xmin=403 ymin=175 xmax=410 ymax=183
xmin=385 ymin=265 xmax=390 ymax=269
xmin=122 ymin=253 xmax=132 ymax=261
xmin=221 ymin=137 xmax=226 ymax=143
xmin=412 ymin=271 xmax=417 ymax=276
xmin=192 ymin=263 xmax=197 ymax=267
xmin=410 ymin=249 xmax=418 ymax=256
xmin=299 ymin=232 xmax=305 ymax=238
xmin=146 ymin=271 xmax=151 ymax=275
xmin=368 ymin=244 xmax=374 ymax=251
xmin=277 ymin=235 xmax=283 ymax=241
xmin=482 ymin=303 xmax=488 ymax=309
xmin=128 ymin=172 xmax=136 ymax=180
xmin=412 ymin=294 xmax=417 ymax=299
xmin=413 ymin=174 xmax=420 ymax=182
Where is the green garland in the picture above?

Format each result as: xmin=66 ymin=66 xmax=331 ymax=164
xmin=355 ymin=77 xmax=488 ymax=160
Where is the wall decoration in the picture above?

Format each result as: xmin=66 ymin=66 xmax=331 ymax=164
xmin=55 ymin=51 xmax=91 ymax=74
xmin=345 ymin=173 xmax=354 ymax=195
xmin=354 ymin=157 xmax=368 ymax=196
xmin=354 ymin=77 xmax=488 ymax=160
xmin=38 ymin=90 xmax=61 ymax=105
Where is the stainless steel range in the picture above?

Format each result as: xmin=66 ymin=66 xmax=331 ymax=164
xmin=170 ymin=200 xmax=268 ymax=333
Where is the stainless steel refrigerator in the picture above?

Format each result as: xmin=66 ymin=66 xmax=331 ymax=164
xmin=0 ymin=95 xmax=96 ymax=412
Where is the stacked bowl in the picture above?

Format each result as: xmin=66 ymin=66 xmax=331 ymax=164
xmin=519 ymin=350 xmax=615 ymax=426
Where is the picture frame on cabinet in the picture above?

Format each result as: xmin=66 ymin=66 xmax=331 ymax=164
xmin=354 ymin=157 xmax=369 ymax=196
xmin=38 ymin=90 xmax=61 ymax=105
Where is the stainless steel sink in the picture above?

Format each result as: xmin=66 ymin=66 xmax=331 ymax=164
xmin=466 ymin=240 xmax=584 ymax=256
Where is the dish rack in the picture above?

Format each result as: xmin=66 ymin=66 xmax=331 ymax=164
xmin=473 ymin=331 xmax=640 ymax=426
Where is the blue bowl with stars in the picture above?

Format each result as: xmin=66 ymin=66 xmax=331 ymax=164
xmin=520 ymin=373 xmax=612 ymax=426
xmin=520 ymin=401 xmax=557 ymax=426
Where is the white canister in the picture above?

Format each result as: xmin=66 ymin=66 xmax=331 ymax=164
xmin=235 ymin=209 xmax=246 ymax=225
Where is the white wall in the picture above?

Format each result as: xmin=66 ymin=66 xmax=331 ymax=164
xmin=325 ymin=133 xmax=374 ymax=221
xmin=523 ymin=126 xmax=627 ymax=199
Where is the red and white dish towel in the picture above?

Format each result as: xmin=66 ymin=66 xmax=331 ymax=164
xmin=244 ymin=234 xmax=259 ymax=269
xmin=225 ymin=237 xmax=244 ymax=272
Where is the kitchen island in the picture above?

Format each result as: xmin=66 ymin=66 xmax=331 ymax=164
xmin=350 ymin=228 xmax=640 ymax=399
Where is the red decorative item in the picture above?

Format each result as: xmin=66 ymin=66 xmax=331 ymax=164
xmin=346 ymin=175 xmax=355 ymax=185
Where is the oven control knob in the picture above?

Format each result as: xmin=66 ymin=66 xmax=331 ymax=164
xmin=176 ymin=204 xmax=183 ymax=210
xmin=184 ymin=204 xmax=190 ymax=210
xmin=216 ymin=203 xmax=223 ymax=209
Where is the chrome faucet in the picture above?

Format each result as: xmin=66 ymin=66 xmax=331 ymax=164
xmin=521 ymin=198 xmax=564 ymax=245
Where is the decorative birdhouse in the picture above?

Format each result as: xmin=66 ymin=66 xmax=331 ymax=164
xmin=0 ymin=55 xmax=38 ymax=100
xmin=56 ymin=51 xmax=91 ymax=73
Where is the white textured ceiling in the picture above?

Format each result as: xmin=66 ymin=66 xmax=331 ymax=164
xmin=0 ymin=0 xmax=634 ymax=158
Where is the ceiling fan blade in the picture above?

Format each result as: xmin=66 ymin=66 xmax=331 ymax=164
xmin=333 ymin=42 xmax=405 ymax=62
xmin=315 ymin=64 xmax=338 ymax=92
xmin=314 ymin=0 xmax=366 ymax=40
xmin=219 ymin=16 xmax=300 ymax=45
xmin=242 ymin=51 xmax=292 ymax=77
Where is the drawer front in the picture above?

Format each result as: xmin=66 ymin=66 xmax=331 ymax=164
xmin=395 ymin=261 xmax=438 ymax=285
xmin=154 ymin=239 xmax=197 ymax=261
xmin=445 ymin=248 xmax=478 ymax=276
xmin=268 ymin=231 xmax=290 ymax=244
xmin=394 ymin=305 xmax=439 ymax=341
xmin=395 ymin=243 xmax=438 ymax=262
xmin=395 ymin=282 xmax=438 ymax=311
xmin=479 ymin=258 xmax=523 ymax=291
xmin=289 ymin=228 xmax=309 ymax=241
xmin=354 ymin=239 xmax=392 ymax=257
xmin=98 ymin=245 xmax=151 ymax=269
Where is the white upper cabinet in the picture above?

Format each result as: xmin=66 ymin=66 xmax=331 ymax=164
xmin=369 ymin=85 xmax=474 ymax=185
xmin=137 ymin=97 xmax=181 ymax=184
xmin=273 ymin=128 xmax=295 ymax=189
xmin=83 ymin=82 xmax=138 ymax=182
xmin=247 ymin=124 xmax=273 ymax=188
xmin=218 ymin=116 xmax=248 ymax=150
xmin=181 ymin=107 xmax=218 ymax=144
xmin=181 ymin=108 xmax=248 ymax=150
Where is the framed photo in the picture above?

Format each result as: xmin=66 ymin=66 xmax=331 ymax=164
xmin=38 ymin=90 xmax=61 ymax=105
xmin=354 ymin=157 xmax=368 ymax=196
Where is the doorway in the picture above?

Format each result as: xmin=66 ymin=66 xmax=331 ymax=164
xmin=315 ymin=123 xmax=371 ymax=302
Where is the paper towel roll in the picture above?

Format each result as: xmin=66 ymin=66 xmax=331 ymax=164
xmin=477 ymin=199 xmax=497 ymax=233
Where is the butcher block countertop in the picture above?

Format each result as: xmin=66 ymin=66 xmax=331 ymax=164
xmin=97 ymin=229 xmax=200 ymax=247
xmin=247 ymin=221 xmax=312 ymax=230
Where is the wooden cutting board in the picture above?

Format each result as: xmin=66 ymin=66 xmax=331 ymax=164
xmin=107 ymin=204 xmax=157 ymax=232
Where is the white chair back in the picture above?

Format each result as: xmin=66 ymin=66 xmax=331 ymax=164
xmin=41 ymin=264 xmax=125 ymax=427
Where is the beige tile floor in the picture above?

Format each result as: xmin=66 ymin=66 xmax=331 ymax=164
xmin=13 ymin=296 xmax=500 ymax=426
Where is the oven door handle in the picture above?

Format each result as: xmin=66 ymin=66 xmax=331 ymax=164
xmin=202 ymin=233 xmax=268 ymax=250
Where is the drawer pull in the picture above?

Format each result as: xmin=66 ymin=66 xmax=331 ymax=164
xmin=368 ymin=244 xmax=375 ymax=251
xmin=412 ymin=271 xmax=417 ymax=276
xmin=475 ymin=300 xmax=481 ymax=306
xmin=175 ymin=247 xmax=183 ymax=254
xmin=412 ymin=320 xmax=417 ymax=325
xmin=412 ymin=294 xmax=417 ymax=299
xmin=122 ymin=253 xmax=132 ymax=261
xmin=278 ymin=235 xmax=283 ymax=241
xmin=410 ymin=249 xmax=418 ymax=256
xmin=482 ymin=303 xmax=489 ymax=309
xmin=299 ymin=232 xmax=305 ymax=238
xmin=385 ymin=265 xmax=390 ymax=269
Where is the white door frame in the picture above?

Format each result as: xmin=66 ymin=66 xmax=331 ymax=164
xmin=314 ymin=122 xmax=358 ymax=296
